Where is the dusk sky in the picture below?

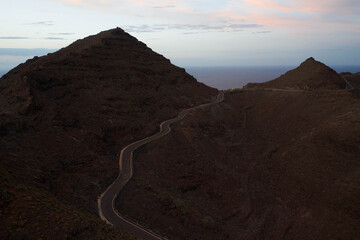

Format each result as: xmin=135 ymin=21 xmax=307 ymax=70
xmin=1 ymin=0 xmax=359 ymax=72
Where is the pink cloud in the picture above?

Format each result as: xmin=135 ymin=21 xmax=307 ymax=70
xmin=56 ymin=0 xmax=111 ymax=9
xmin=238 ymin=0 xmax=360 ymax=33
xmin=244 ymin=0 xmax=292 ymax=11
xmin=52 ymin=0 xmax=360 ymax=34
xmin=246 ymin=11 xmax=360 ymax=35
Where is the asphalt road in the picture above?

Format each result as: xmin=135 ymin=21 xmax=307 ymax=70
xmin=342 ymin=75 xmax=359 ymax=90
xmin=98 ymin=91 xmax=224 ymax=240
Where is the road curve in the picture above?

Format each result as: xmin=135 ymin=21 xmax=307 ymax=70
xmin=341 ymin=75 xmax=355 ymax=90
xmin=98 ymin=91 xmax=225 ymax=240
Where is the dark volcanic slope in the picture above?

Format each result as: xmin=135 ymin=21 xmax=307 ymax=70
xmin=245 ymin=57 xmax=345 ymax=90
xmin=119 ymin=89 xmax=360 ymax=240
xmin=0 ymin=28 xmax=217 ymax=239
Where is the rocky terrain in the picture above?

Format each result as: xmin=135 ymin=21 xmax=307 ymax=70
xmin=245 ymin=57 xmax=345 ymax=90
xmin=1 ymin=27 xmax=359 ymax=240
xmin=0 ymin=28 xmax=217 ymax=239
xmin=118 ymin=60 xmax=360 ymax=239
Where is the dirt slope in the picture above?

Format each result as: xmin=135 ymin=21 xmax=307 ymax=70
xmin=0 ymin=28 xmax=217 ymax=239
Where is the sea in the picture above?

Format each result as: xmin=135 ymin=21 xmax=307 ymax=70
xmin=186 ymin=66 xmax=360 ymax=90
xmin=1 ymin=66 xmax=359 ymax=90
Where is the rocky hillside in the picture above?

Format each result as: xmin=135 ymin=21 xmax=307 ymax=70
xmin=0 ymin=28 xmax=217 ymax=239
xmin=119 ymin=88 xmax=360 ymax=240
xmin=245 ymin=57 xmax=345 ymax=90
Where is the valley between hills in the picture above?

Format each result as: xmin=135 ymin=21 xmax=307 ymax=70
xmin=1 ymin=28 xmax=360 ymax=240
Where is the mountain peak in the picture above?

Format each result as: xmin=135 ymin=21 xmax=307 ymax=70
xmin=50 ymin=27 xmax=145 ymax=58
xmin=245 ymin=58 xmax=345 ymax=90
xmin=0 ymin=28 xmax=217 ymax=115
xmin=300 ymin=57 xmax=323 ymax=68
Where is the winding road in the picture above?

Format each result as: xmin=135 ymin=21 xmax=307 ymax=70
xmin=341 ymin=75 xmax=358 ymax=90
xmin=98 ymin=91 xmax=225 ymax=240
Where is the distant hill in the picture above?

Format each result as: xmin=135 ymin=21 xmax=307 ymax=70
xmin=0 ymin=28 xmax=217 ymax=239
xmin=245 ymin=57 xmax=345 ymax=90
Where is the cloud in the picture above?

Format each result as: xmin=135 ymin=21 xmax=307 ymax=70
xmin=124 ymin=24 xmax=165 ymax=33
xmin=242 ymin=0 xmax=360 ymax=16
xmin=252 ymin=31 xmax=271 ymax=34
xmin=0 ymin=36 xmax=68 ymax=41
xmin=55 ymin=0 xmax=133 ymax=11
xmin=293 ymin=0 xmax=360 ymax=16
xmin=182 ymin=32 xmax=202 ymax=35
xmin=234 ymin=0 xmax=360 ymax=33
xmin=25 ymin=21 xmax=55 ymax=26
xmin=244 ymin=0 xmax=292 ymax=11
xmin=44 ymin=37 xmax=65 ymax=40
xmin=153 ymin=5 xmax=176 ymax=9
xmin=124 ymin=23 xmax=262 ymax=33
xmin=49 ymin=33 xmax=75 ymax=35
xmin=0 ymin=37 xmax=29 ymax=39
xmin=53 ymin=0 xmax=360 ymax=34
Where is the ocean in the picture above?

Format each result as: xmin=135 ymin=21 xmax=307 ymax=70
xmin=1 ymin=66 xmax=359 ymax=88
xmin=186 ymin=66 xmax=360 ymax=90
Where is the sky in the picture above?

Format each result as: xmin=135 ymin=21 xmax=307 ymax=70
xmin=1 ymin=0 xmax=359 ymax=73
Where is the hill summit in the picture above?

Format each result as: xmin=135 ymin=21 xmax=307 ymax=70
xmin=245 ymin=57 xmax=345 ymax=90
xmin=0 ymin=28 xmax=216 ymax=239
xmin=1 ymin=27 xmax=216 ymax=115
